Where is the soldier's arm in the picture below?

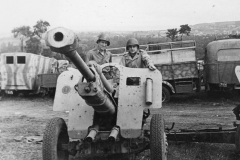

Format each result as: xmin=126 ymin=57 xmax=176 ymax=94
xmin=141 ymin=51 xmax=153 ymax=66
xmin=119 ymin=56 xmax=126 ymax=66
xmin=141 ymin=50 xmax=156 ymax=70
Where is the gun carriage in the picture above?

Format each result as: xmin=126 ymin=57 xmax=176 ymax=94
xmin=42 ymin=27 xmax=240 ymax=160
xmin=42 ymin=27 xmax=167 ymax=160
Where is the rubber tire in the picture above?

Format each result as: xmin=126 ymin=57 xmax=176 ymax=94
xmin=150 ymin=114 xmax=167 ymax=160
xmin=235 ymin=124 xmax=240 ymax=152
xmin=162 ymin=86 xmax=170 ymax=103
xmin=42 ymin=117 xmax=69 ymax=160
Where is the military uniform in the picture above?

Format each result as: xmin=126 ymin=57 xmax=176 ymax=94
xmin=119 ymin=49 xmax=154 ymax=68
xmin=85 ymin=48 xmax=112 ymax=65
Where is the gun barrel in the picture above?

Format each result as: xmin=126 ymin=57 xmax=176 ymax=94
xmin=64 ymin=50 xmax=96 ymax=82
xmin=45 ymin=27 xmax=95 ymax=82
xmin=45 ymin=27 xmax=116 ymax=116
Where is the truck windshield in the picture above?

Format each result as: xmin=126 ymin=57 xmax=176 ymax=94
xmin=218 ymin=49 xmax=240 ymax=61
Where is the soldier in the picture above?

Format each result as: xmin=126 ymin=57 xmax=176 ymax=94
xmin=118 ymin=38 xmax=156 ymax=87
xmin=119 ymin=38 xmax=156 ymax=70
xmin=85 ymin=33 xmax=112 ymax=65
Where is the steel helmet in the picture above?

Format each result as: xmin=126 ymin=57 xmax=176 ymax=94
xmin=126 ymin=38 xmax=139 ymax=50
xmin=96 ymin=33 xmax=110 ymax=46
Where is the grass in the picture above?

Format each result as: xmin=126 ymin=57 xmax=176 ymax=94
xmin=0 ymin=116 xmax=43 ymax=160
xmin=1 ymin=93 xmax=240 ymax=160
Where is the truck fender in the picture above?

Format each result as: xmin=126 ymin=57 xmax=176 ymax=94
xmin=162 ymin=81 xmax=175 ymax=93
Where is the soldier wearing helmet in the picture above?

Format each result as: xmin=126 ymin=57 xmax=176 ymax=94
xmin=119 ymin=38 xmax=156 ymax=70
xmin=85 ymin=33 xmax=112 ymax=65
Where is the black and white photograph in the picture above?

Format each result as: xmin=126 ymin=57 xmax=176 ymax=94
xmin=1 ymin=0 xmax=240 ymax=159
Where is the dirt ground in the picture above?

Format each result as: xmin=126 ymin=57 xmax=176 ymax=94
xmin=1 ymin=91 xmax=240 ymax=160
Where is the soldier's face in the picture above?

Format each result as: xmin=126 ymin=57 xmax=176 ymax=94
xmin=98 ymin=40 xmax=108 ymax=51
xmin=128 ymin=45 xmax=138 ymax=54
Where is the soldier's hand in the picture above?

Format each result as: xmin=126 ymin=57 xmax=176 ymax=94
xmin=148 ymin=64 xmax=156 ymax=71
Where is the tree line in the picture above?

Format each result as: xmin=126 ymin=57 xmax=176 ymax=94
xmin=1 ymin=22 xmax=239 ymax=61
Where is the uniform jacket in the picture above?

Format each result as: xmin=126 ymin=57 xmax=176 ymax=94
xmin=85 ymin=48 xmax=112 ymax=65
xmin=119 ymin=49 xmax=154 ymax=68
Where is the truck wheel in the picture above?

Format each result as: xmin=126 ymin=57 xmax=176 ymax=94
xmin=150 ymin=114 xmax=168 ymax=160
xmin=235 ymin=124 xmax=240 ymax=152
xmin=42 ymin=117 xmax=69 ymax=160
xmin=162 ymin=86 xmax=170 ymax=103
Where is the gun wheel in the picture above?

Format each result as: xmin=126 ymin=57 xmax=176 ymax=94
xmin=150 ymin=114 xmax=168 ymax=160
xmin=42 ymin=117 xmax=69 ymax=160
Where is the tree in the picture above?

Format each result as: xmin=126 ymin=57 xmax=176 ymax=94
xmin=12 ymin=26 xmax=32 ymax=51
xmin=25 ymin=37 xmax=42 ymax=54
xmin=166 ymin=28 xmax=179 ymax=41
xmin=33 ymin=20 xmax=50 ymax=38
xmin=27 ymin=20 xmax=50 ymax=54
xmin=12 ymin=20 xmax=50 ymax=54
xmin=179 ymin=24 xmax=191 ymax=41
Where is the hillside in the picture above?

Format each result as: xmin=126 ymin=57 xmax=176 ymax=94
xmin=190 ymin=21 xmax=240 ymax=35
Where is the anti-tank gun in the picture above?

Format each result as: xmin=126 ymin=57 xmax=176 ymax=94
xmin=42 ymin=27 xmax=167 ymax=160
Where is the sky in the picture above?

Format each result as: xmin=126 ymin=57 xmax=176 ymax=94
xmin=1 ymin=0 xmax=240 ymax=36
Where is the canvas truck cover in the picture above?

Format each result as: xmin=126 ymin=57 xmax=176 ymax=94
xmin=0 ymin=52 xmax=57 ymax=91
xmin=149 ymin=48 xmax=197 ymax=80
xmin=205 ymin=39 xmax=240 ymax=84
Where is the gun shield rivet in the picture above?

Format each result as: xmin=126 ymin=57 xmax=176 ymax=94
xmin=84 ymin=86 xmax=91 ymax=93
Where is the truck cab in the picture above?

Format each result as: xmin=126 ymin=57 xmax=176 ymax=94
xmin=205 ymin=39 xmax=240 ymax=92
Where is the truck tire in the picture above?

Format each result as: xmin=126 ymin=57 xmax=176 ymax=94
xmin=162 ymin=86 xmax=170 ymax=103
xmin=235 ymin=124 xmax=240 ymax=152
xmin=42 ymin=117 xmax=69 ymax=160
xmin=150 ymin=114 xmax=167 ymax=160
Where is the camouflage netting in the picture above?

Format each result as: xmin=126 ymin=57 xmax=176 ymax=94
xmin=156 ymin=63 xmax=198 ymax=80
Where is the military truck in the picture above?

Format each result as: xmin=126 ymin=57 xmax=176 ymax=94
xmin=109 ymin=40 xmax=200 ymax=102
xmin=0 ymin=52 xmax=68 ymax=96
xmin=205 ymin=39 xmax=240 ymax=92
xmin=37 ymin=59 xmax=69 ymax=96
